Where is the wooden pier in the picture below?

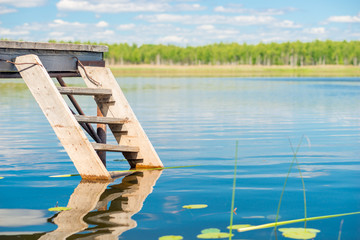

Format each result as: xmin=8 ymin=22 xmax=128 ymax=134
xmin=0 ymin=41 xmax=163 ymax=180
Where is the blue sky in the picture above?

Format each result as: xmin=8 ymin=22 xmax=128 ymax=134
xmin=0 ymin=0 xmax=359 ymax=45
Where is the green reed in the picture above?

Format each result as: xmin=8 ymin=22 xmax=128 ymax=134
xmin=228 ymin=140 xmax=239 ymax=239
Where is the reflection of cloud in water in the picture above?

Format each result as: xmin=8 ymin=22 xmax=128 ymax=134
xmin=300 ymin=164 xmax=360 ymax=171
xmin=242 ymin=215 xmax=265 ymax=219
xmin=163 ymin=195 xmax=180 ymax=213
xmin=0 ymin=209 xmax=47 ymax=227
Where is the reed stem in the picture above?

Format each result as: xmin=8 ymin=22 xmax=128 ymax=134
xmin=229 ymin=140 xmax=239 ymax=240
xmin=238 ymin=211 xmax=360 ymax=232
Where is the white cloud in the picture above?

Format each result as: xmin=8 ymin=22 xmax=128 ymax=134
xmin=0 ymin=6 xmax=17 ymax=14
xmin=56 ymin=0 xmax=206 ymax=13
xmin=20 ymin=22 xmax=44 ymax=31
xmin=96 ymin=20 xmax=109 ymax=27
xmin=327 ymin=14 xmax=360 ymax=23
xmin=259 ymin=8 xmax=286 ymax=16
xmin=49 ymin=19 xmax=86 ymax=28
xmin=214 ymin=5 xmax=287 ymax=15
xmin=49 ymin=31 xmax=65 ymax=37
xmin=158 ymin=35 xmax=188 ymax=44
xmin=304 ymin=27 xmax=326 ymax=34
xmin=233 ymin=15 xmax=274 ymax=24
xmin=137 ymin=14 xmax=190 ymax=23
xmin=261 ymin=36 xmax=286 ymax=43
xmin=117 ymin=23 xmax=135 ymax=30
xmin=0 ymin=0 xmax=46 ymax=7
xmin=102 ymin=30 xmax=114 ymax=35
xmin=57 ymin=0 xmax=170 ymax=13
xmin=197 ymin=24 xmax=215 ymax=31
xmin=275 ymin=20 xmax=302 ymax=28
xmin=137 ymin=14 xmax=277 ymax=25
xmin=214 ymin=5 xmax=246 ymax=14
xmin=348 ymin=33 xmax=360 ymax=38
xmin=175 ymin=3 xmax=205 ymax=11
xmin=0 ymin=27 xmax=29 ymax=36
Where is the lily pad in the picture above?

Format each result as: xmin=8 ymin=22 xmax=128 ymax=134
xmin=0 ymin=177 xmax=4 ymax=179
xmin=197 ymin=232 xmax=234 ymax=239
xmin=158 ymin=235 xmax=183 ymax=240
xmin=227 ymin=224 xmax=252 ymax=230
xmin=201 ymin=228 xmax=220 ymax=234
xmin=48 ymin=207 xmax=71 ymax=212
xmin=182 ymin=204 xmax=208 ymax=209
xmin=279 ymin=228 xmax=320 ymax=239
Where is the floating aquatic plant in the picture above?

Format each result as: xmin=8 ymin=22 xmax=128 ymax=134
xmin=182 ymin=204 xmax=208 ymax=209
xmin=158 ymin=235 xmax=183 ymax=240
xmin=48 ymin=206 xmax=71 ymax=212
xmin=197 ymin=228 xmax=233 ymax=239
xmin=201 ymin=228 xmax=221 ymax=234
xmin=0 ymin=177 xmax=4 ymax=179
xmin=227 ymin=224 xmax=252 ymax=230
xmin=279 ymin=228 xmax=320 ymax=239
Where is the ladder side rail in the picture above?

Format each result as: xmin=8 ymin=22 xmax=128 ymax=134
xmin=15 ymin=54 xmax=111 ymax=180
xmin=78 ymin=66 xmax=163 ymax=169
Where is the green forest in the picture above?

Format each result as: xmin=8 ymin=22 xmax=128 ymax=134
xmin=50 ymin=40 xmax=360 ymax=66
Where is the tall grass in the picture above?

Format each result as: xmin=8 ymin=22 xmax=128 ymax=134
xmin=275 ymin=136 xmax=306 ymax=231
xmin=235 ymin=136 xmax=360 ymax=236
xmin=228 ymin=141 xmax=239 ymax=239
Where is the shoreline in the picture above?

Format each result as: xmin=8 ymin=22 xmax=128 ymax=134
xmin=109 ymin=64 xmax=360 ymax=77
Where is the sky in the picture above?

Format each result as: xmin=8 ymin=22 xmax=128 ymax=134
xmin=0 ymin=0 xmax=359 ymax=46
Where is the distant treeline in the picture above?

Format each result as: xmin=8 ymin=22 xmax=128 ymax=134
xmin=49 ymin=40 xmax=360 ymax=66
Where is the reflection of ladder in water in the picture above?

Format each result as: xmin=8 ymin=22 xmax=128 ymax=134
xmin=14 ymin=54 xmax=163 ymax=180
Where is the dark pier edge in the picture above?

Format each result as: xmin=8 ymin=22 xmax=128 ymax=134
xmin=0 ymin=40 xmax=108 ymax=78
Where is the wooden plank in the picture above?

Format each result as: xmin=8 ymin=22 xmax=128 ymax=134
xmin=75 ymin=115 xmax=127 ymax=125
xmin=15 ymin=54 xmax=111 ymax=180
xmin=0 ymin=40 xmax=108 ymax=52
xmin=92 ymin=143 xmax=139 ymax=153
xmin=78 ymin=66 xmax=164 ymax=169
xmin=57 ymin=87 xmax=112 ymax=96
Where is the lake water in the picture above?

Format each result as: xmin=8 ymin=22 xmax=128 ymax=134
xmin=0 ymin=77 xmax=359 ymax=239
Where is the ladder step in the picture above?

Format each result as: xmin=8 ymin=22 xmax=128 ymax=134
xmin=57 ymin=87 xmax=112 ymax=96
xmin=75 ymin=115 xmax=127 ymax=125
xmin=92 ymin=143 xmax=139 ymax=153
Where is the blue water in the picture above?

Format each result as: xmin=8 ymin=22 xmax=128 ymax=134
xmin=0 ymin=77 xmax=359 ymax=239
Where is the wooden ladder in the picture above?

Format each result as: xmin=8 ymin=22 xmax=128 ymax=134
xmin=15 ymin=54 xmax=163 ymax=180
